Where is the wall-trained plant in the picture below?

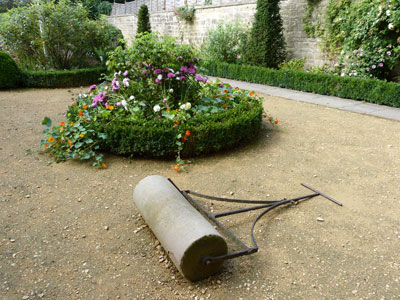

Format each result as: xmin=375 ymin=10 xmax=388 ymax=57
xmin=41 ymin=33 xmax=274 ymax=170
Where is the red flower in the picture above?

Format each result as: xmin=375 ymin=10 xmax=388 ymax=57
xmin=185 ymin=130 xmax=191 ymax=136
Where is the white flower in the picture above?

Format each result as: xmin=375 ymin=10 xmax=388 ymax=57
xmin=386 ymin=10 xmax=391 ymax=16
xmin=153 ymin=105 xmax=161 ymax=112
xmin=129 ymin=95 xmax=135 ymax=100
xmin=180 ymin=104 xmax=186 ymax=110
xmin=123 ymin=78 xmax=130 ymax=87
xmin=184 ymin=102 xmax=191 ymax=110
xmin=169 ymin=89 xmax=174 ymax=93
xmin=83 ymin=94 xmax=88 ymax=98
xmin=104 ymin=86 xmax=108 ymax=90
xmin=388 ymin=23 xmax=394 ymax=30
xmin=157 ymin=74 xmax=163 ymax=80
xmin=121 ymin=99 xmax=128 ymax=110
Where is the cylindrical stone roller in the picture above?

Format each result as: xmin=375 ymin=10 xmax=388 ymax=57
xmin=133 ymin=175 xmax=228 ymax=281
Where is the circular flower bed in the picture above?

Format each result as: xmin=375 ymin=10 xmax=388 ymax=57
xmin=41 ymin=33 xmax=273 ymax=169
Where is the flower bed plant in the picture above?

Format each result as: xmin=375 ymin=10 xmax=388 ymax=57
xmin=41 ymin=33 xmax=271 ymax=170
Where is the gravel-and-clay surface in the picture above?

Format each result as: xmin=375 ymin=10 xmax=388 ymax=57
xmin=0 ymin=88 xmax=399 ymax=300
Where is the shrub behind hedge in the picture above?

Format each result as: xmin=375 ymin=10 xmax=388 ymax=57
xmin=21 ymin=67 xmax=105 ymax=88
xmin=202 ymin=61 xmax=400 ymax=108
xmin=0 ymin=51 xmax=20 ymax=89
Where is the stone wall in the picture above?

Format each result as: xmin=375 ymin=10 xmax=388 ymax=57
xmin=107 ymin=0 xmax=329 ymax=67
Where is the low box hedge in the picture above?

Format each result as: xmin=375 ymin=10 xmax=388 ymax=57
xmin=201 ymin=61 xmax=400 ymax=108
xmin=101 ymin=101 xmax=264 ymax=158
xmin=21 ymin=67 xmax=105 ymax=88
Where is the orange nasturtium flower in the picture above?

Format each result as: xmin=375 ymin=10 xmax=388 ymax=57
xmin=166 ymin=109 xmax=170 ymax=113
xmin=79 ymin=133 xmax=85 ymax=138
xmin=185 ymin=130 xmax=191 ymax=137
xmin=48 ymin=136 xmax=54 ymax=142
xmin=102 ymin=162 xmax=107 ymax=169
xmin=106 ymin=105 xmax=114 ymax=110
xmin=60 ymin=121 xmax=65 ymax=126
xmin=67 ymin=140 xmax=73 ymax=146
xmin=274 ymin=120 xmax=279 ymax=125
xmin=82 ymin=105 xmax=88 ymax=109
xmin=44 ymin=143 xmax=48 ymax=149
xmin=70 ymin=121 xmax=74 ymax=126
xmin=250 ymin=91 xmax=255 ymax=97
xmin=79 ymin=111 xmax=83 ymax=116
xmin=173 ymin=166 xmax=180 ymax=172
xmin=224 ymin=89 xmax=228 ymax=93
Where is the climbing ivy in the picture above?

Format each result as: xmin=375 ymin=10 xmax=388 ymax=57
xmin=302 ymin=0 xmax=322 ymax=37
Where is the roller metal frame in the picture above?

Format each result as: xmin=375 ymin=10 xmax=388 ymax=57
xmin=168 ymin=179 xmax=342 ymax=266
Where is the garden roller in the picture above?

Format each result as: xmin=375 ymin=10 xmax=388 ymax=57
xmin=133 ymin=175 xmax=342 ymax=281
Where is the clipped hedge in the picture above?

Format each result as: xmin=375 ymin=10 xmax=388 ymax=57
xmin=201 ymin=61 xmax=400 ymax=108
xmin=0 ymin=51 xmax=20 ymax=89
xmin=21 ymin=67 xmax=105 ymax=88
xmin=101 ymin=101 xmax=264 ymax=158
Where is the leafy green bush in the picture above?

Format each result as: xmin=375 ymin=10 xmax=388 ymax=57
xmin=202 ymin=21 xmax=249 ymax=64
xmin=21 ymin=67 xmax=105 ymax=88
xmin=0 ymin=0 xmax=123 ymax=70
xmin=41 ymin=34 xmax=270 ymax=169
xmin=0 ymin=51 xmax=20 ymax=89
xmin=174 ymin=4 xmax=195 ymax=22
xmin=244 ymin=0 xmax=286 ymax=68
xmin=202 ymin=61 xmax=400 ymax=108
xmin=279 ymin=58 xmax=307 ymax=72
xmin=321 ymin=0 xmax=400 ymax=80
xmin=137 ymin=4 xmax=151 ymax=36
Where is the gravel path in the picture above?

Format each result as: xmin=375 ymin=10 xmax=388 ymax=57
xmin=0 ymin=87 xmax=399 ymax=300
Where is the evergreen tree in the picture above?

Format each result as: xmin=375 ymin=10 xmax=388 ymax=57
xmin=136 ymin=4 xmax=151 ymax=36
xmin=244 ymin=0 xmax=286 ymax=68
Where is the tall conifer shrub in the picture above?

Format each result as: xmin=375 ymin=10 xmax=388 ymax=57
xmin=136 ymin=4 xmax=151 ymax=36
xmin=244 ymin=0 xmax=286 ymax=68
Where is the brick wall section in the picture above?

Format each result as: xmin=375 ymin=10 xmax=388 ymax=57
xmin=107 ymin=0 xmax=329 ymax=67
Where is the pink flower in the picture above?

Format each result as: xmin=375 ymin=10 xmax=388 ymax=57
xmin=123 ymin=70 xmax=129 ymax=76
xmin=387 ymin=51 xmax=392 ymax=56
xmin=187 ymin=68 xmax=196 ymax=74
xmin=167 ymin=73 xmax=175 ymax=78
xmin=88 ymin=84 xmax=97 ymax=92
xmin=154 ymin=69 xmax=162 ymax=74
xmin=195 ymin=74 xmax=202 ymax=81
xmin=116 ymin=102 xmax=122 ymax=106
xmin=372 ymin=65 xmax=376 ymax=69
xmin=180 ymin=66 xmax=188 ymax=73
xmin=379 ymin=63 xmax=384 ymax=67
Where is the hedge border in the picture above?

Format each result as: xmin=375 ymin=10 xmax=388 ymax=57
xmin=101 ymin=101 xmax=264 ymax=158
xmin=201 ymin=61 xmax=400 ymax=108
xmin=21 ymin=67 xmax=105 ymax=88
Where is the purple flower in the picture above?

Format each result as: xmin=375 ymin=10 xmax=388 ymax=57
xmin=379 ymin=62 xmax=384 ymax=67
xmin=179 ymin=76 xmax=185 ymax=81
xmin=180 ymin=66 xmax=188 ymax=73
xmin=123 ymin=70 xmax=129 ymax=76
xmin=142 ymin=70 xmax=147 ymax=75
xmin=88 ymin=84 xmax=97 ymax=92
xmin=195 ymin=74 xmax=203 ymax=81
xmin=163 ymin=98 xmax=167 ymax=104
xmin=167 ymin=72 xmax=175 ymax=78
xmin=155 ymin=78 xmax=161 ymax=84
xmin=219 ymin=82 xmax=223 ymax=87
xmin=92 ymin=92 xmax=107 ymax=107
xmin=157 ymin=114 xmax=161 ymax=119
xmin=187 ymin=68 xmax=196 ymax=74
xmin=366 ymin=67 xmax=370 ymax=72
xmin=202 ymin=77 xmax=208 ymax=84
xmin=123 ymin=78 xmax=130 ymax=87
xmin=387 ymin=51 xmax=392 ymax=56
xmin=154 ymin=69 xmax=162 ymax=74
xmin=116 ymin=102 xmax=122 ymax=106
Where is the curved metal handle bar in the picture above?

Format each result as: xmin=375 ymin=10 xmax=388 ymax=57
xmin=184 ymin=190 xmax=279 ymax=204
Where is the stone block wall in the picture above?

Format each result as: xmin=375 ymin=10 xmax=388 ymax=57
xmin=107 ymin=0 xmax=329 ymax=67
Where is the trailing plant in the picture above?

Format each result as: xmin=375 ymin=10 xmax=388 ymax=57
xmin=41 ymin=34 xmax=272 ymax=170
xmin=202 ymin=21 xmax=249 ymax=64
xmin=0 ymin=51 xmax=20 ymax=89
xmin=320 ymin=0 xmax=400 ymax=80
xmin=302 ymin=0 xmax=322 ymax=37
xmin=174 ymin=4 xmax=195 ymax=22
xmin=201 ymin=60 xmax=400 ymax=108
xmin=244 ymin=0 xmax=286 ymax=68
xmin=136 ymin=4 xmax=151 ymax=36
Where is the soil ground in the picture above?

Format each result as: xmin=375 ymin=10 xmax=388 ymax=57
xmin=0 ymin=87 xmax=399 ymax=300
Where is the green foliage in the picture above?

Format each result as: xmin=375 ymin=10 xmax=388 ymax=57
xmin=96 ymin=1 xmax=112 ymax=16
xmin=174 ymin=4 xmax=195 ymax=22
xmin=0 ymin=0 xmax=123 ymax=70
xmin=202 ymin=61 xmax=400 ymax=108
xmin=244 ymin=0 xmax=286 ymax=68
xmin=21 ymin=67 xmax=105 ymax=88
xmin=0 ymin=51 xmax=20 ymax=89
xmin=303 ymin=0 xmax=322 ymax=37
xmin=202 ymin=21 xmax=249 ymax=64
xmin=41 ymin=34 xmax=270 ymax=168
xmin=279 ymin=58 xmax=307 ymax=72
xmin=137 ymin=4 xmax=151 ymax=36
xmin=321 ymin=0 xmax=400 ymax=80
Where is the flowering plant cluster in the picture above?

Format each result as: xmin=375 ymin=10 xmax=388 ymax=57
xmin=323 ymin=0 xmax=400 ymax=80
xmin=41 ymin=33 xmax=271 ymax=170
xmin=174 ymin=5 xmax=196 ymax=22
